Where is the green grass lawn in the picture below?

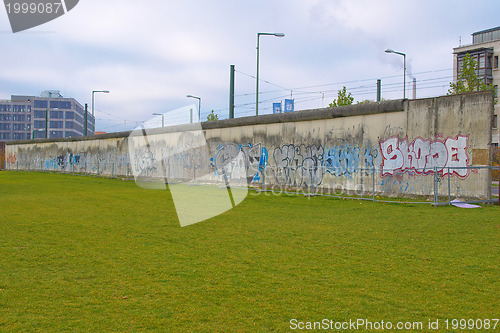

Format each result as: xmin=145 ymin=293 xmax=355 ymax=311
xmin=0 ymin=171 xmax=498 ymax=332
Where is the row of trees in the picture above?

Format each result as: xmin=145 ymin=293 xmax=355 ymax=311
xmin=329 ymin=53 xmax=493 ymax=107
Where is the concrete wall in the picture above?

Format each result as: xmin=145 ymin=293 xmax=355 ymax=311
xmin=0 ymin=142 xmax=5 ymax=170
xmin=5 ymin=92 xmax=494 ymax=199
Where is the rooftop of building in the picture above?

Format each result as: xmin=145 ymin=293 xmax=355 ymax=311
xmin=473 ymin=26 xmax=500 ymax=36
xmin=11 ymin=90 xmax=70 ymax=101
xmin=454 ymin=26 xmax=500 ymax=52
xmin=472 ymin=26 xmax=500 ymax=45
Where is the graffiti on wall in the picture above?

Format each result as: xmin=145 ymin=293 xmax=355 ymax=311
xmin=212 ymin=143 xmax=268 ymax=182
xmin=324 ymin=145 xmax=379 ymax=178
xmin=273 ymin=144 xmax=324 ymax=187
xmin=18 ymin=150 xmax=131 ymax=175
xmin=9 ymin=133 xmax=473 ymax=187
xmin=134 ymin=148 xmax=157 ymax=174
xmin=379 ymin=135 xmax=470 ymax=178
xmin=271 ymin=143 xmax=379 ymax=187
xmin=6 ymin=153 xmax=16 ymax=164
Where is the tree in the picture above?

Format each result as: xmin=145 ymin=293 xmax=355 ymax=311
xmin=329 ymin=86 xmax=354 ymax=107
xmin=448 ymin=53 xmax=493 ymax=95
xmin=206 ymin=110 xmax=219 ymax=121
xmin=356 ymin=98 xmax=388 ymax=104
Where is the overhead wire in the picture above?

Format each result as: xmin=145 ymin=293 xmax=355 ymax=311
xmin=97 ymin=67 xmax=456 ymax=128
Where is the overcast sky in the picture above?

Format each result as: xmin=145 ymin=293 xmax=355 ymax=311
xmin=1 ymin=0 xmax=499 ymax=132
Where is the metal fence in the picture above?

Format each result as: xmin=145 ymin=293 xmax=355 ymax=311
xmin=8 ymin=159 xmax=132 ymax=179
xmin=6 ymin=158 xmax=499 ymax=206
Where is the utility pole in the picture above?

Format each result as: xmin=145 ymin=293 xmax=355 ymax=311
xmin=84 ymin=104 xmax=88 ymax=135
xmin=229 ymin=64 xmax=235 ymax=119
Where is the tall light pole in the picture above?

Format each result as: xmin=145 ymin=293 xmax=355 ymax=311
xmin=256 ymin=32 xmax=285 ymax=116
xmin=186 ymin=95 xmax=201 ymax=122
xmin=385 ymin=49 xmax=406 ymax=99
xmin=92 ymin=90 xmax=109 ymax=133
xmin=152 ymin=113 xmax=164 ymax=127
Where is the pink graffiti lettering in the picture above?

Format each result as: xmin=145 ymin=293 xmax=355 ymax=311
xmin=380 ymin=135 xmax=469 ymax=178
xmin=6 ymin=153 xmax=16 ymax=164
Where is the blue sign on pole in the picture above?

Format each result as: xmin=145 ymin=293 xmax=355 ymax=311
xmin=284 ymin=99 xmax=294 ymax=112
xmin=273 ymin=102 xmax=282 ymax=114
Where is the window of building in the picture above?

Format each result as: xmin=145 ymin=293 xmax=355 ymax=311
xmin=0 ymin=133 xmax=10 ymax=140
xmin=33 ymin=131 xmax=45 ymax=139
xmin=0 ymin=104 xmax=11 ymax=112
xmin=494 ymin=56 xmax=499 ymax=69
xmin=73 ymin=123 xmax=83 ymax=133
xmin=65 ymin=121 xmax=73 ymax=129
xmin=34 ymin=120 xmax=46 ymax=129
xmin=13 ymin=124 xmax=25 ymax=131
xmin=0 ymin=114 xmax=11 ymax=121
xmin=34 ymin=100 xmax=48 ymax=108
xmin=50 ymin=101 xmax=72 ymax=109
xmin=493 ymin=30 xmax=500 ymax=41
xmin=74 ymin=114 xmax=84 ymax=124
xmin=49 ymin=131 xmax=63 ymax=138
xmin=479 ymin=54 xmax=485 ymax=68
xmin=65 ymin=111 xmax=74 ymax=119
xmin=49 ymin=121 xmax=64 ymax=129
xmin=0 ymin=123 xmax=11 ymax=130
xmin=494 ymin=115 xmax=498 ymax=129
xmin=50 ymin=110 xmax=64 ymax=119
xmin=495 ymin=85 xmax=498 ymax=98
xmin=75 ymin=103 xmax=84 ymax=114
xmin=12 ymin=114 xmax=25 ymax=122
xmin=457 ymin=58 xmax=463 ymax=73
xmin=26 ymin=133 xmax=31 ymax=140
xmin=34 ymin=110 xmax=46 ymax=118
xmin=12 ymin=133 xmax=25 ymax=140
xmin=65 ymin=131 xmax=77 ymax=137
xmin=12 ymin=105 xmax=25 ymax=112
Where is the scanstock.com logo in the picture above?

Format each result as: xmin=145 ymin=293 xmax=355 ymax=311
xmin=4 ymin=0 xmax=78 ymax=33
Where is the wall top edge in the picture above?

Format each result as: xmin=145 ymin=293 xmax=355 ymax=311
xmin=6 ymin=99 xmax=406 ymax=145
xmin=6 ymin=93 xmax=490 ymax=146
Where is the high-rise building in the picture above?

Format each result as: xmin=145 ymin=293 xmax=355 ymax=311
xmin=453 ymin=26 xmax=500 ymax=146
xmin=0 ymin=90 xmax=94 ymax=141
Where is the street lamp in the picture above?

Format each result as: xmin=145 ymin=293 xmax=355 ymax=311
xmin=385 ymin=49 xmax=406 ymax=99
xmin=91 ymin=90 xmax=110 ymax=131
xmin=256 ymin=32 xmax=285 ymax=116
xmin=186 ymin=95 xmax=201 ymax=122
xmin=152 ymin=113 xmax=165 ymax=127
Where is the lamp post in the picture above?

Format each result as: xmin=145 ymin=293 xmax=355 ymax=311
xmin=91 ymin=90 xmax=109 ymax=132
xmin=186 ymin=95 xmax=201 ymax=122
xmin=256 ymin=32 xmax=285 ymax=116
xmin=385 ymin=49 xmax=406 ymax=99
xmin=152 ymin=113 xmax=164 ymax=127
